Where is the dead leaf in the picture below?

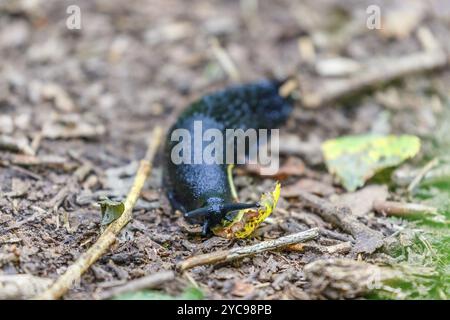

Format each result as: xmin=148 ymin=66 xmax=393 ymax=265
xmin=231 ymin=281 xmax=255 ymax=297
xmin=331 ymin=185 xmax=389 ymax=217
xmin=282 ymin=179 xmax=335 ymax=197
xmin=275 ymin=157 xmax=306 ymax=178
xmin=245 ymin=156 xmax=305 ymax=179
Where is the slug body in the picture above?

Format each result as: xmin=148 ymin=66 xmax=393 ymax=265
xmin=165 ymin=80 xmax=293 ymax=235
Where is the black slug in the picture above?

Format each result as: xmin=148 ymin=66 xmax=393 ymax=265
xmin=164 ymin=80 xmax=294 ymax=235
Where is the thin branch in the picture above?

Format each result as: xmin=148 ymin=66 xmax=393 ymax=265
xmin=374 ymin=200 xmax=438 ymax=217
xmin=295 ymin=190 xmax=383 ymax=254
xmin=178 ymin=228 xmax=319 ymax=271
xmin=288 ymin=241 xmax=352 ymax=255
xmin=34 ymin=126 xmax=163 ymax=300
xmin=0 ymin=134 xmax=34 ymax=155
xmin=407 ymin=157 xmax=439 ymax=193
xmin=210 ymin=37 xmax=241 ymax=82
xmin=301 ymin=49 xmax=449 ymax=108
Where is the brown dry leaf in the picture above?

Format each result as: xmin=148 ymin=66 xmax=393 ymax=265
xmin=331 ymin=185 xmax=389 ymax=217
xmin=231 ymin=281 xmax=255 ymax=297
xmin=282 ymin=179 xmax=335 ymax=197
xmin=276 ymin=157 xmax=306 ymax=178
xmin=245 ymin=156 xmax=305 ymax=179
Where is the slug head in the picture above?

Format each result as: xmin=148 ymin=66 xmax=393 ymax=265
xmin=184 ymin=197 xmax=258 ymax=236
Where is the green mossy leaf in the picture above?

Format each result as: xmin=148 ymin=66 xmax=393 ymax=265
xmin=98 ymin=197 xmax=125 ymax=226
xmin=322 ymin=134 xmax=421 ymax=191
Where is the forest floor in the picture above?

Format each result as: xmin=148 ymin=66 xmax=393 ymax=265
xmin=0 ymin=0 xmax=449 ymax=299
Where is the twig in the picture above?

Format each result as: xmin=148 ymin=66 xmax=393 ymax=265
xmin=279 ymin=78 xmax=298 ymax=98
xmin=0 ymin=153 xmax=75 ymax=171
xmin=178 ymin=228 xmax=319 ymax=271
xmin=4 ymin=164 xmax=43 ymax=180
xmin=374 ymin=200 xmax=438 ymax=217
xmin=287 ymin=241 xmax=352 ymax=255
xmin=210 ymin=37 xmax=241 ymax=82
xmin=99 ymin=271 xmax=175 ymax=300
xmin=301 ymin=49 xmax=449 ymax=108
xmin=416 ymin=27 xmax=440 ymax=52
xmin=393 ymin=163 xmax=450 ymax=187
xmin=34 ymin=126 xmax=163 ymax=300
xmin=0 ymin=134 xmax=34 ymax=155
xmin=325 ymin=241 xmax=352 ymax=254
xmin=44 ymin=185 xmax=70 ymax=210
xmin=30 ymin=131 xmax=43 ymax=155
xmin=319 ymin=228 xmax=354 ymax=243
xmin=295 ymin=190 xmax=383 ymax=254
xmin=407 ymin=158 xmax=439 ymax=193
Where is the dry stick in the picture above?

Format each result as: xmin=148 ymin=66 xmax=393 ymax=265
xmin=301 ymin=49 xmax=449 ymax=108
xmin=393 ymin=163 xmax=450 ymax=187
xmin=3 ymin=164 xmax=43 ymax=180
xmin=373 ymin=200 xmax=438 ymax=218
xmin=295 ymin=190 xmax=383 ymax=254
xmin=288 ymin=241 xmax=352 ymax=255
xmin=0 ymin=153 xmax=74 ymax=171
xmin=178 ymin=228 xmax=319 ymax=271
xmin=210 ymin=37 xmax=241 ymax=82
xmin=99 ymin=271 xmax=175 ymax=300
xmin=0 ymin=134 xmax=34 ymax=155
xmin=407 ymin=157 xmax=439 ymax=194
xmin=35 ymin=126 xmax=163 ymax=300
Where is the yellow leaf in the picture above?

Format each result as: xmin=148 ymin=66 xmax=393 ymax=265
xmin=212 ymin=182 xmax=281 ymax=239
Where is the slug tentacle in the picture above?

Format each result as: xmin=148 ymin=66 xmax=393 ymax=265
xmin=222 ymin=202 xmax=259 ymax=212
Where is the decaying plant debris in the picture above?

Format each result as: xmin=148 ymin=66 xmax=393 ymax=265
xmin=0 ymin=0 xmax=449 ymax=300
